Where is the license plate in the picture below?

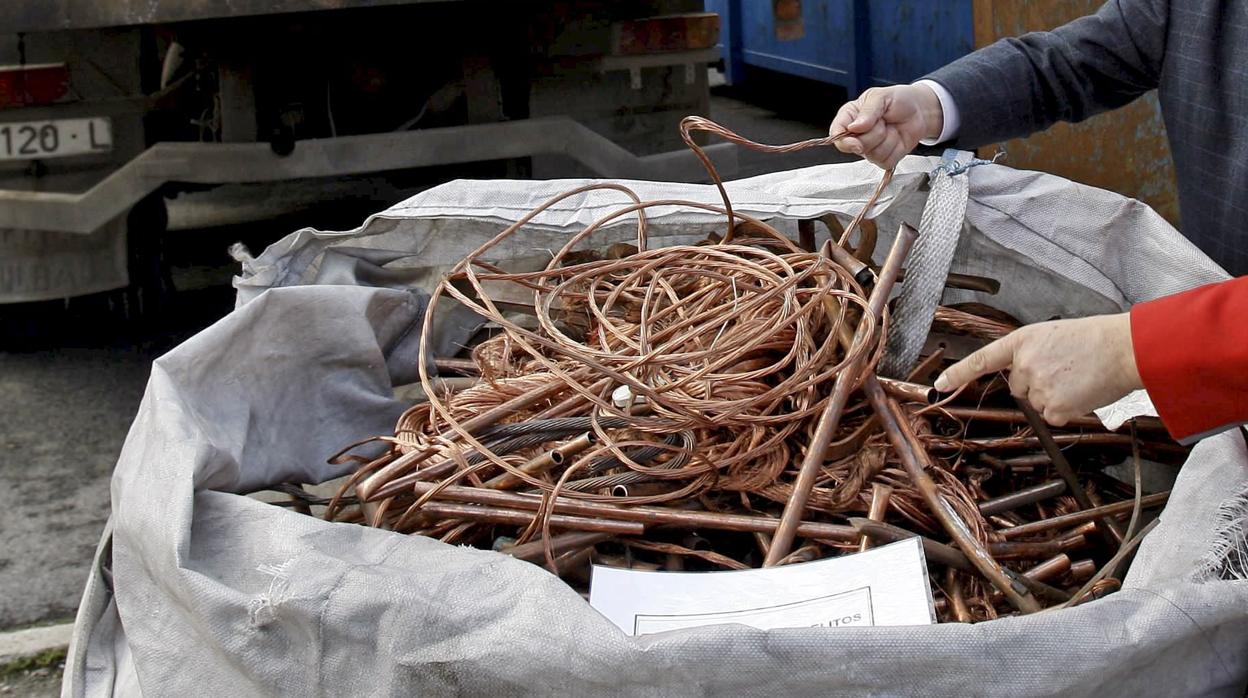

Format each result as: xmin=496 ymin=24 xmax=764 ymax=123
xmin=0 ymin=116 xmax=112 ymax=161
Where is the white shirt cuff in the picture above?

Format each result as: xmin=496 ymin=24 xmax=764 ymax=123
xmin=914 ymin=79 xmax=960 ymax=146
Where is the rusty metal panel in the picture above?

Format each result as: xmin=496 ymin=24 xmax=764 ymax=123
xmin=0 ymin=0 xmax=452 ymax=34
xmin=972 ymin=0 xmax=1179 ymax=226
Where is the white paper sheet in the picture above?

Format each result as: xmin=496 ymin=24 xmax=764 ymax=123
xmin=589 ymin=538 xmax=935 ymax=636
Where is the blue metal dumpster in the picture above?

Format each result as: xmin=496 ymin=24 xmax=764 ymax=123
xmin=705 ymin=0 xmax=974 ymax=95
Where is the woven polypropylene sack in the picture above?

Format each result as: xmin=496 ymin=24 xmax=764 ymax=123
xmin=64 ymin=158 xmax=1248 ymax=697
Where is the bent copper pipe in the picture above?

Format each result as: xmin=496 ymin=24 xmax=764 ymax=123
xmin=766 ymin=222 xmax=917 ymax=567
xmin=999 ymin=491 xmax=1169 ymax=539
xmin=863 ymin=379 xmax=1041 ymax=613
xmin=408 ymin=482 xmax=859 ymax=542
xmin=977 ymin=480 xmax=1067 ymax=517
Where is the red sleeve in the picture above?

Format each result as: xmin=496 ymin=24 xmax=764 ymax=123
xmin=1130 ymin=277 xmax=1248 ymax=443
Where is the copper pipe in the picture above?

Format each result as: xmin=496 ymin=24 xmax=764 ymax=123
xmin=942 ymin=407 xmax=1106 ymax=430
xmin=906 ymin=348 xmax=947 ymax=385
xmin=483 ymin=432 xmax=595 ymax=490
xmin=878 ymin=377 xmax=938 ymax=405
xmin=880 ymin=268 xmax=1002 ymax=295
xmin=1017 ymin=400 xmax=1125 ymax=547
xmin=821 ymin=238 xmax=872 ymax=285
xmin=927 ymin=433 xmax=1140 ymax=453
xmin=358 ymin=379 xmax=572 ymax=501
xmin=848 ymin=517 xmax=973 ymax=572
xmin=1069 ymin=559 xmax=1097 ymax=582
xmin=859 ymin=483 xmax=894 ymax=552
xmin=766 ymin=222 xmax=917 ymax=566
xmin=797 ymin=219 xmax=817 ymax=253
xmin=503 ymin=531 xmax=612 ymax=562
xmin=988 ymin=554 xmax=1073 ymax=604
xmin=999 ymin=491 xmax=1170 ymax=539
xmin=415 ymin=501 xmax=645 ymax=535
xmin=863 ymin=378 xmax=1041 ymax=613
xmin=408 ymin=482 xmax=859 ymax=542
xmin=977 ymin=480 xmax=1066 ymax=516
xmin=433 ymin=356 xmax=480 ymax=376
xmin=946 ymin=568 xmax=973 ymax=622
xmin=989 ymin=540 xmax=1071 ymax=561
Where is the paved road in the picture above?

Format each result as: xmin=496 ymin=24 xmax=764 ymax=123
xmin=0 ymin=86 xmax=839 ymax=633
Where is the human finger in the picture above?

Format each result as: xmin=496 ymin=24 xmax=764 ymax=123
xmin=935 ymin=335 xmax=1017 ymax=391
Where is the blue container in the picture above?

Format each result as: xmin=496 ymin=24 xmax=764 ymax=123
xmin=706 ymin=0 xmax=974 ymax=95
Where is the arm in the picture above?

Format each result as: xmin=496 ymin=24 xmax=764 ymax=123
xmin=934 ymin=277 xmax=1248 ymax=443
xmin=926 ymin=0 xmax=1169 ymax=149
xmin=831 ymin=0 xmax=1169 ymax=167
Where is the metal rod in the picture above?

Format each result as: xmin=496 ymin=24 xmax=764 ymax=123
xmin=415 ymin=501 xmax=645 ymax=535
xmin=766 ymin=222 xmax=917 ymax=566
xmin=433 ymin=356 xmax=480 ymax=376
xmin=999 ymin=491 xmax=1170 ymax=539
xmin=977 ymin=480 xmax=1067 ymax=517
xmin=1017 ymin=399 xmax=1125 ymax=546
xmin=408 ymin=482 xmax=859 ymax=542
xmin=859 ymin=483 xmax=893 ymax=552
xmin=502 ymin=531 xmax=613 ymax=563
xmin=946 ymin=568 xmax=973 ymax=622
xmin=864 ymin=378 xmax=1041 ymax=613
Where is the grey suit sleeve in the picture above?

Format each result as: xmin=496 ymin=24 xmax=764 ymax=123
xmin=924 ymin=0 xmax=1169 ymax=148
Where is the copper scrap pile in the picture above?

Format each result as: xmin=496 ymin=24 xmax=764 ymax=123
xmin=271 ymin=118 xmax=1188 ymax=622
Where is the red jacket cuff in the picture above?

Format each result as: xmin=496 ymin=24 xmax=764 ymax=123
xmin=1130 ymin=278 xmax=1248 ymax=443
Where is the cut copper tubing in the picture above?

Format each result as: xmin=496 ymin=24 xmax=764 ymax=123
xmin=1069 ymin=559 xmax=1096 ymax=582
xmin=1017 ymin=399 xmax=1126 ymax=546
xmin=946 ymin=568 xmax=973 ymax=622
xmin=483 ymin=432 xmax=596 ymax=490
xmin=766 ymin=222 xmax=917 ymax=567
xmin=415 ymin=501 xmax=645 ymax=535
xmin=878 ymin=377 xmax=938 ymax=405
xmin=407 ymin=482 xmax=858 ymax=542
xmin=821 ymin=238 xmax=873 ymax=285
xmin=999 ymin=491 xmax=1169 ymax=539
xmin=859 ymin=483 xmax=894 ymax=552
xmin=1026 ymin=554 xmax=1073 ymax=583
xmin=977 ymin=480 xmax=1067 ymax=517
xmin=503 ymin=531 xmax=613 ymax=562
xmin=864 ymin=379 xmax=1041 ymax=613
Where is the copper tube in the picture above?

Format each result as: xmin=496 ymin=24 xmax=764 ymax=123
xmin=483 ymin=432 xmax=595 ymax=490
xmin=862 ymin=379 xmax=1041 ymax=613
xmin=1069 ymin=559 xmax=1097 ymax=582
xmin=503 ymin=531 xmax=613 ymax=562
xmin=849 ymin=517 xmax=973 ymax=572
xmin=358 ymin=379 xmax=572 ymax=501
xmin=881 ymin=268 xmax=1002 ymax=295
xmin=1026 ymin=554 xmax=1073 ymax=583
xmin=859 ymin=483 xmax=894 ymax=552
xmin=927 ymin=433 xmax=1139 ymax=453
xmin=797 ymin=219 xmax=817 ymax=253
xmin=408 ymin=482 xmax=859 ymax=542
xmin=999 ymin=491 xmax=1170 ymax=539
xmin=415 ymin=501 xmax=645 ymax=535
xmin=988 ymin=540 xmax=1069 ymax=561
xmin=977 ymin=480 xmax=1067 ymax=517
xmin=1017 ymin=400 xmax=1125 ymax=547
xmin=433 ymin=357 xmax=480 ymax=376
xmin=822 ymin=238 xmax=873 ymax=285
xmin=906 ymin=348 xmax=947 ymax=385
xmin=766 ymin=222 xmax=917 ymax=566
xmin=946 ymin=568 xmax=973 ymax=622
xmin=595 ymin=553 xmax=661 ymax=571
xmin=988 ymin=555 xmax=1073 ymax=604
xmin=878 ymin=377 xmax=938 ymax=405
xmin=942 ymin=407 xmax=1106 ymax=430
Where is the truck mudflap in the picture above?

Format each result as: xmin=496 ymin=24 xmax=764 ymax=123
xmin=0 ymin=222 xmax=126 ymax=303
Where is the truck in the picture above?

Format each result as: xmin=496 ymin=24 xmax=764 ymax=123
xmin=0 ymin=1 xmax=732 ymax=308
